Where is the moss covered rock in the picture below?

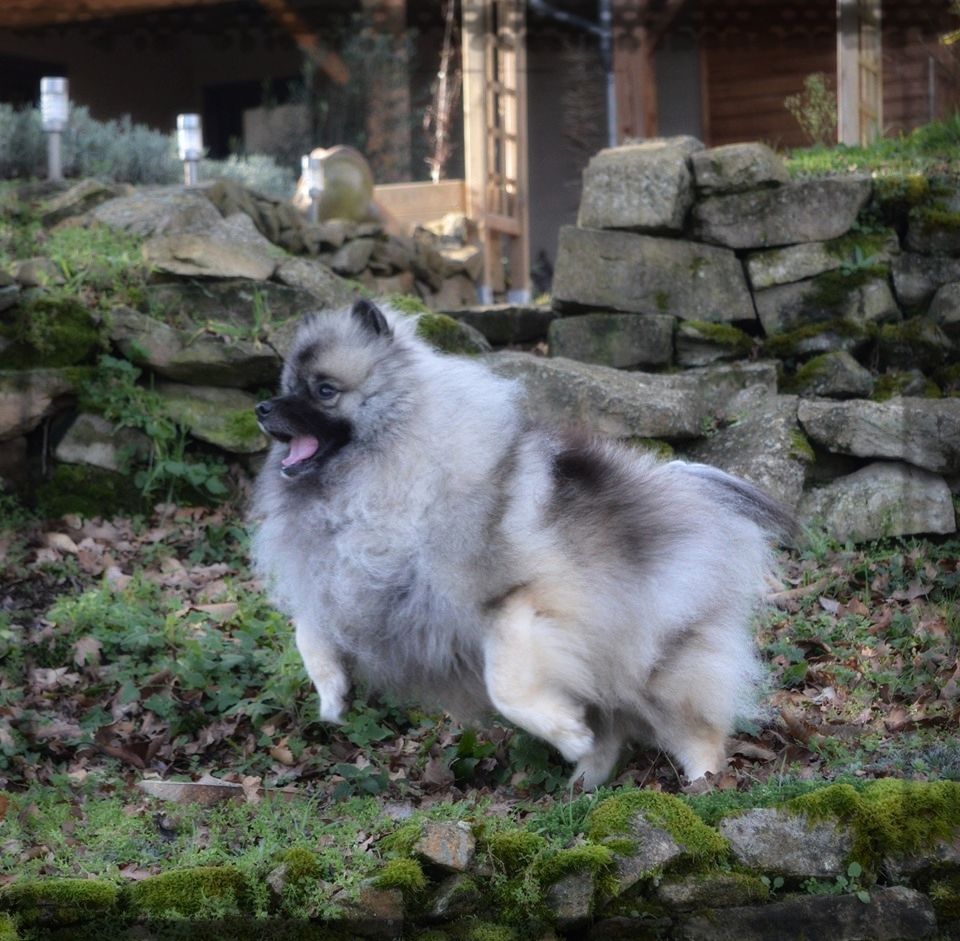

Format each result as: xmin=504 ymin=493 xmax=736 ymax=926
xmin=127 ymin=865 xmax=248 ymax=918
xmin=155 ymin=382 xmax=267 ymax=453
xmin=0 ymin=295 xmax=100 ymax=369
xmin=415 ymin=312 xmax=491 ymax=355
xmin=0 ymin=878 xmax=117 ymax=927
xmin=548 ymin=312 xmax=675 ymax=368
xmin=34 ymin=461 xmax=143 ymax=518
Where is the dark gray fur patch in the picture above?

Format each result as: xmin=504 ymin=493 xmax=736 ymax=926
xmin=548 ymin=438 xmax=689 ymax=566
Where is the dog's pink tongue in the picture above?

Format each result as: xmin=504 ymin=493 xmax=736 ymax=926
xmin=282 ymin=435 xmax=320 ymax=467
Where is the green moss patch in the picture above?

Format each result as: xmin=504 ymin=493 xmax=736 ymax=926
xmin=277 ymin=847 xmax=322 ymax=881
xmin=535 ymin=844 xmax=614 ymax=887
xmin=415 ymin=313 xmax=488 ymax=355
xmin=373 ymin=858 xmax=428 ymax=900
xmin=0 ymin=878 xmax=117 ymax=927
xmin=786 ymin=779 xmax=960 ymax=869
xmin=763 ymin=318 xmax=867 ymax=359
xmin=588 ymin=790 xmax=728 ymax=864
xmin=0 ymin=913 xmax=16 ymax=941
xmin=482 ymin=830 xmax=548 ymax=874
xmin=805 ymin=264 xmax=889 ymax=311
xmin=930 ymin=874 xmax=960 ymax=922
xmin=681 ymin=320 xmax=753 ymax=354
xmin=34 ymin=463 xmax=144 ymax=518
xmin=127 ymin=865 xmax=248 ymax=918
xmin=0 ymin=295 xmax=101 ymax=368
xmin=386 ymin=293 xmax=431 ymax=316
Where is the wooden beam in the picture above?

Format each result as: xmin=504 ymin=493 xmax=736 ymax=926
xmin=613 ymin=0 xmax=647 ymax=141
xmin=836 ymin=0 xmax=860 ymax=144
xmin=0 ymin=0 xmax=231 ymax=29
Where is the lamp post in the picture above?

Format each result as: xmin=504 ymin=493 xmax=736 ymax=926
xmin=40 ymin=77 xmax=69 ymax=182
xmin=301 ymin=155 xmax=323 ymax=223
xmin=176 ymin=114 xmax=203 ymax=187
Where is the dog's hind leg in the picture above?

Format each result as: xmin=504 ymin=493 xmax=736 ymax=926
xmin=295 ymin=620 xmax=349 ymax=724
xmin=483 ymin=592 xmax=595 ymax=765
xmin=640 ymin=628 xmax=746 ymax=781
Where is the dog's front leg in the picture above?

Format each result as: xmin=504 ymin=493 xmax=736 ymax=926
xmin=295 ymin=620 xmax=349 ymax=723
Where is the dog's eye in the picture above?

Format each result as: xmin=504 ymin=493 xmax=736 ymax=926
xmin=315 ymin=381 xmax=339 ymax=400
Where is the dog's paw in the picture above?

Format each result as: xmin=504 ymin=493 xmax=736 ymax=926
xmin=318 ymin=699 xmax=346 ymax=724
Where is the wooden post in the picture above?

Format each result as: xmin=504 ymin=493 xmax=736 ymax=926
xmin=461 ymin=0 xmax=530 ymax=303
xmin=858 ymin=0 xmax=882 ymax=144
xmin=837 ymin=0 xmax=861 ymax=145
xmin=613 ymin=0 xmax=646 ymax=141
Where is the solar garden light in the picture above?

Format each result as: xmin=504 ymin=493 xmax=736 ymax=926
xmin=301 ymin=155 xmax=323 ymax=223
xmin=176 ymin=114 xmax=203 ymax=186
xmin=40 ymin=77 xmax=69 ymax=182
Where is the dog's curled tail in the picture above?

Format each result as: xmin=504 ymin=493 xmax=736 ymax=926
xmin=672 ymin=461 xmax=797 ymax=544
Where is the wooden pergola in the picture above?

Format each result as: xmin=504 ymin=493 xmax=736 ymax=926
xmin=0 ymin=0 xmax=532 ymax=300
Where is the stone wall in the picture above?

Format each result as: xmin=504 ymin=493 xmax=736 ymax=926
xmin=2 ymin=157 xmax=959 ymax=543
xmin=1 ymin=780 xmax=958 ymax=939
xmin=525 ymin=137 xmax=960 ymax=543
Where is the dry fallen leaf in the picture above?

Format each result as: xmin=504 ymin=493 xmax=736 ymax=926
xmin=43 ymin=532 xmax=79 ymax=555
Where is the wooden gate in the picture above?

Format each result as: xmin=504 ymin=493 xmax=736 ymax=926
xmin=462 ymin=0 xmax=530 ymax=302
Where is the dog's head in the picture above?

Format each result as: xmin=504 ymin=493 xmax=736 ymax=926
xmin=256 ymin=299 xmax=409 ymax=479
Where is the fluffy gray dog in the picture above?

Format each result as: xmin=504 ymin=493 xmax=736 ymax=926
xmin=251 ymin=299 xmax=792 ymax=788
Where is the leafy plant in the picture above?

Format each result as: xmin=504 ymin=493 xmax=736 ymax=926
xmin=803 ymin=861 xmax=870 ymax=903
xmin=785 ymin=73 xmax=838 ymax=147
xmin=79 ymin=354 xmax=229 ymax=503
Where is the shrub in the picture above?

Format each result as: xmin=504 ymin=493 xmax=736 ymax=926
xmin=0 ymin=103 xmax=295 ymax=196
xmin=785 ymin=73 xmax=838 ymax=147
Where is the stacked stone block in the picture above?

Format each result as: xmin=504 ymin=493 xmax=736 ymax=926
xmin=543 ymin=137 xmax=960 ymax=541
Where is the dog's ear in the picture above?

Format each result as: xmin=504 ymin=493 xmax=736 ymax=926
xmin=351 ymin=299 xmax=391 ymax=338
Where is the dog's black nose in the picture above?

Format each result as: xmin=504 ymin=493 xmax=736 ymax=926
xmin=255 ymin=401 xmax=273 ymax=418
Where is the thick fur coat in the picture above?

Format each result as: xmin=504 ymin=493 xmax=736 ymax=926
xmin=251 ymin=301 xmax=792 ymax=787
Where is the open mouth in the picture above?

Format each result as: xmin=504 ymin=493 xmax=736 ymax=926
xmin=281 ymin=434 xmax=320 ymax=470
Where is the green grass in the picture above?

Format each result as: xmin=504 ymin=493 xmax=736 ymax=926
xmin=786 ymin=114 xmax=960 ymax=179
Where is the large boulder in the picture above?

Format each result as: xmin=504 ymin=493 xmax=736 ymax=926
xmin=929 ymin=282 xmax=960 ymax=334
xmin=486 ymin=352 xmax=775 ymax=440
xmin=548 ymin=312 xmax=675 ymax=368
xmin=155 ymin=383 xmax=268 ymax=453
xmin=692 ymin=178 xmax=872 ymax=249
xmin=787 ymin=351 xmax=875 ymax=399
xmin=0 ymin=368 xmax=78 ymax=440
xmin=797 ymin=397 xmax=960 ymax=473
xmin=142 ymin=213 xmax=279 ymax=281
xmin=683 ymin=887 xmax=936 ymax=941
xmin=746 ymin=230 xmax=899 ymax=290
xmin=719 ymin=808 xmax=852 ymax=878
xmin=891 ymin=252 xmax=960 ymax=309
xmin=40 ymin=179 xmax=130 ymax=227
xmin=90 ymin=187 xmax=224 ymax=237
xmin=690 ymin=142 xmax=789 ymax=194
xmin=577 ymin=137 xmax=702 ymax=233
xmin=54 ymin=412 xmax=150 ymax=472
xmin=685 ymin=388 xmax=809 ymax=509
xmin=754 ymin=274 xmax=898 ymax=335
xmin=273 ymin=257 xmax=358 ymax=309
xmin=143 ymin=279 xmax=321 ymax=326
xmin=108 ymin=307 xmax=282 ymax=388
xmin=552 ymin=226 xmax=755 ymax=322
xmin=446 ymin=304 xmax=557 ymax=345
xmin=798 ymin=461 xmax=956 ymax=542
xmin=906 ymin=207 xmax=960 ymax=255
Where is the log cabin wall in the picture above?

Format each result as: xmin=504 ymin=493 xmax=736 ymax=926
xmin=882 ymin=0 xmax=956 ymax=135
xmin=697 ymin=0 xmax=836 ymax=148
